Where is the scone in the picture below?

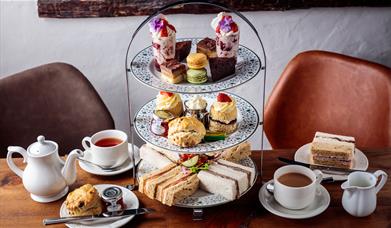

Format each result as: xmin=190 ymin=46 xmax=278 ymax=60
xmin=168 ymin=116 xmax=206 ymax=147
xmin=155 ymin=91 xmax=183 ymax=117
xmin=209 ymin=93 xmax=237 ymax=134
xmin=65 ymin=184 xmax=102 ymax=216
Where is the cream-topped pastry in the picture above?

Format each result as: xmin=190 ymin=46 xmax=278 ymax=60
xmin=156 ymin=91 xmax=183 ymax=117
xmin=209 ymin=93 xmax=238 ymax=134
xmin=186 ymin=95 xmax=207 ymax=110
xmin=149 ymin=14 xmax=176 ymax=65
xmin=211 ymin=12 xmax=239 ymax=58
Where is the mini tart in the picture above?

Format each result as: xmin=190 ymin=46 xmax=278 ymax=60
xmin=168 ymin=116 xmax=206 ymax=147
xmin=156 ymin=92 xmax=183 ymax=117
xmin=186 ymin=53 xmax=208 ymax=69
xmin=65 ymin=184 xmax=102 ymax=216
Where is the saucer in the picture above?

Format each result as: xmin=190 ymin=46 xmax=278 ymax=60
xmin=78 ymin=144 xmax=141 ymax=176
xmin=258 ymin=180 xmax=330 ymax=219
xmin=294 ymin=143 xmax=368 ymax=181
xmin=60 ymin=184 xmax=139 ymax=228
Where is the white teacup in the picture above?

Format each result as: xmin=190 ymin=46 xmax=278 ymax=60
xmin=272 ymin=165 xmax=322 ymax=210
xmin=82 ymin=129 xmax=128 ymax=167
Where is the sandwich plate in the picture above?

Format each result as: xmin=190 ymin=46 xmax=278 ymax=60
xmin=130 ymin=38 xmax=262 ymax=94
xmin=294 ymin=143 xmax=369 ymax=181
xmin=137 ymin=157 xmax=258 ymax=208
xmin=134 ymin=92 xmax=259 ymax=154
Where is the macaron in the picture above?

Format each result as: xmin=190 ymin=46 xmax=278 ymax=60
xmin=186 ymin=68 xmax=208 ymax=84
xmin=186 ymin=53 xmax=207 ymax=69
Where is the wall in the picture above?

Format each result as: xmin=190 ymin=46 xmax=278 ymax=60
xmin=1 ymin=1 xmax=391 ymax=149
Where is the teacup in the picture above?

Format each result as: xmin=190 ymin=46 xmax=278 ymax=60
xmin=272 ymin=165 xmax=322 ymax=210
xmin=82 ymin=129 xmax=128 ymax=167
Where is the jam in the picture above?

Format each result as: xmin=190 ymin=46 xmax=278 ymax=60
xmin=151 ymin=110 xmax=174 ymax=137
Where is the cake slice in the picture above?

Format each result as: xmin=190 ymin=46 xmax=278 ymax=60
xmin=209 ymin=57 xmax=236 ymax=82
xmin=175 ymin=41 xmax=192 ymax=62
xmin=310 ymin=132 xmax=355 ymax=169
xmin=160 ymin=59 xmax=186 ymax=84
xmin=197 ymin=37 xmax=217 ymax=58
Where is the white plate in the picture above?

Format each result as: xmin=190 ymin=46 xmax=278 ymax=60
xmin=130 ymin=38 xmax=262 ymax=94
xmin=259 ymin=180 xmax=330 ymax=219
xmin=134 ymin=92 xmax=259 ymax=154
xmin=79 ymin=144 xmax=141 ymax=176
xmin=60 ymin=184 xmax=139 ymax=228
xmin=294 ymin=143 xmax=369 ymax=181
xmin=137 ymin=157 xmax=258 ymax=208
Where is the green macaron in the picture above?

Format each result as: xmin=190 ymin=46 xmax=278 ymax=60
xmin=186 ymin=68 xmax=208 ymax=84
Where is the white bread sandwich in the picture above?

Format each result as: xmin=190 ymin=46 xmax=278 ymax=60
xmin=140 ymin=144 xmax=175 ymax=169
xmin=147 ymin=143 xmax=180 ymax=162
xmin=197 ymin=159 xmax=255 ymax=200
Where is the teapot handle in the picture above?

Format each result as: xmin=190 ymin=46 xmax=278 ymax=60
xmin=6 ymin=146 xmax=28 ymax=178
xmin=374 ymin=170 xmax=388 ymax=194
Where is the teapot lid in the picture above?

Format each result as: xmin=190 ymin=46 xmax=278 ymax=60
xmin=29 ymin=136 xmax=57 ymax=156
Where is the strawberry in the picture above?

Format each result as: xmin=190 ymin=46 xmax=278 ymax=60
xmin=160 ymin=91 xmax=174 ymax=97
xmin=217 ymin=93 xmax=232 ymax=102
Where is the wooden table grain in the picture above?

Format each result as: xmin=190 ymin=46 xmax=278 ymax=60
xmin=0 ymin=149 xmax=390 ymax=227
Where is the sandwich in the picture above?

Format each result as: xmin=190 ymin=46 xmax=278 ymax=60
xmin=197 ymin=159 xmax=255 ymax=201
xmin=138 ymin=163 xmax=199 ymax=206
xmin=140 ymin=144 xmax=175 ymax=169
xmin=220 ymin=141 xmax=251 ymax=162
xmin=147 ymin=143 xmax=180 ymax=162
xmin=310 ymin=131 xmax=355 ymax=169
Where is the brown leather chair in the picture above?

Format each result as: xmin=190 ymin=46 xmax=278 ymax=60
xmin=264 ymin=50 xmax=391 ymax=149
xmin=0 ymin=63 xmax=114 ymax=156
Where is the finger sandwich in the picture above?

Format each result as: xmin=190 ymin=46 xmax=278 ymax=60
xmin=310 ymin=131 xmax=355 ymax=169
xmin=197 ymin=159 xmax=255 ymax=201
xmin=140 ymin=144 xmax=175 ymax=169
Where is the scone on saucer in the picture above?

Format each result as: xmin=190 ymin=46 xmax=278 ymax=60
xmin=65 ymin=184 xmax=102 ymax=216
xmin=156 ymin=91 xmax=183 ymax=117
xmin=168 ymin=116 xmax=206 ymax=147
xmin=209 ymin=93 xmax=237 ymax=134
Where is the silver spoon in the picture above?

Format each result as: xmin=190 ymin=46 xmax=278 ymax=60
xmin=78 ymin=158 xmax=124 ymax=172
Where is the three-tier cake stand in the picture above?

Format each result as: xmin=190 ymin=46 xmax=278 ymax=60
xmin=125 ymin=0 xmax=266 ymax=218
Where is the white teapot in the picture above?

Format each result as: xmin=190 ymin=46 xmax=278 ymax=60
xmin=7 ymin=136 xmax=83 ymax=203
xmin=341 ymin=170 xmax=388 ymax=217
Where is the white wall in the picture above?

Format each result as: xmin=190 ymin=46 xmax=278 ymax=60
xmin=1 ymin=1 xmax=391 ymax=149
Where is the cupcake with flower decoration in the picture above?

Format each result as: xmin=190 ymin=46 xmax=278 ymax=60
xmin=211 ymin=12 xmax=239 ymax=58
xmin=149 ymin=14 xmax=177 ymax=66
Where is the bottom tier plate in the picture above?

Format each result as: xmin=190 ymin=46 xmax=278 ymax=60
xmin=137 ymin=157 xmax=258 ymax=208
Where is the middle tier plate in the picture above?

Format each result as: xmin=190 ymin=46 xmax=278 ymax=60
xmin=130 ymin=38 xmax=261 ymax=94
xmin=134 ymin=92 xmax=259 ymax=154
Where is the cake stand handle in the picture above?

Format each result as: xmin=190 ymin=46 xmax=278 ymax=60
xmin=192 ymin=208 xmax=204 ymax=221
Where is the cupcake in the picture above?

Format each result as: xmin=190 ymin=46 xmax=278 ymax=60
xmin=184 ymin=95 xmax=208 ymax=125
xmin=209 ymin=93 xmax=237 ymax=134
xmin=149 ymin=14 xmax=176 ymax=65
xmin=211 ymin=12 xmax=239 ymax=58
xmin=155 ymin=91 xmax=183 ymax=117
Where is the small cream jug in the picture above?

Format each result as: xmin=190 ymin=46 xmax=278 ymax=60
xmin=7 ymin=136 xmax=83 ymax=203
xmin=341 ymin=170 xmax=388 ymax=217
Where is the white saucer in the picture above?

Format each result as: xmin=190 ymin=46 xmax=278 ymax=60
xmin=259 ymin=180 xmax=330 ymax=219
xmin=294 ymin=143 xmax=368 ymax=181
xmin=79 ymin=144 xmax=141 ymax=176
xmin=60 ymin=184 xmax=139 ymax=228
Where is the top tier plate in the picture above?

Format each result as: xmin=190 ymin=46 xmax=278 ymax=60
xmin=130 ymin=38 xmax=261 ymax=94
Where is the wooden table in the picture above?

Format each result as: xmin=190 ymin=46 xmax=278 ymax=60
xmin=1 ymin=149 xmax=390 ymax=227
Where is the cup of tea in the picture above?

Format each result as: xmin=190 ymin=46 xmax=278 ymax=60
xmin=271 ymin=165 xmax=322 ymax=210
xmin=82 ymin=129 xmax=128 ymax=167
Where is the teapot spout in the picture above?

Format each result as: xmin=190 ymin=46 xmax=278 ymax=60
xmin=62 ymin=149 xmax=84 ymax=185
